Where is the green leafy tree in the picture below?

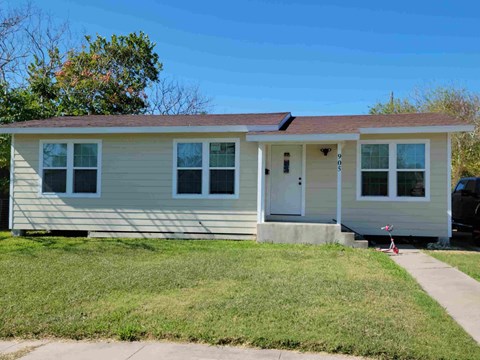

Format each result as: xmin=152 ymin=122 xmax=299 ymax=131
xmin=0 ymin=83 xmax=50 ymax=194
xmin=369 ymin=92 xmax=417 ymax=114
xmin=369 ymin=87 xmax=480 ymax=185
xmin=29 ymin=32 xmax=163 ymax=115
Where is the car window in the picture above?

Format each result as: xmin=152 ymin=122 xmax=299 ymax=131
xmin=455 ymin=180 xmax=468 ymax=192
xmin=476 ymin=180 xmax=480 ymax=195
xmin=466 ymin=180 xmax=476 ymax=193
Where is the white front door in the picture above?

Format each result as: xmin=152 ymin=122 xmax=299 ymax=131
xmin=270 ymin=145 xmax=303 ymax=215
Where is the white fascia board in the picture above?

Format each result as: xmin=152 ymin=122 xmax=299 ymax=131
xmin=248 ymin=125 xmax=282 ymax=131
xmin=246 ymin=133 xmax=359 ymax=142
xmin=9 ymin=134 xmax=14 ymax=229
xmin=359 ymin=125 xmax=475 ymax=134
xmin=0 ymin=124 xmax=283 ymax=135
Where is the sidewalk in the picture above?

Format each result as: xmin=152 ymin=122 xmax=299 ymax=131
xmin=390 ymin=246 xmax=480 ymax=344
xmin=0 ymin=340 xmax=367 ymax=360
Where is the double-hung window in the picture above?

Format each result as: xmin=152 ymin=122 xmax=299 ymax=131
xmin=40 ymin=140 xmax=101 ymax=197
xmin=360 ymin=144 xmax=389 ymax=197
xmin=173 ymin=139 xmax=239 ymax=199
xmin=396 ymin=144 xmax=426 ymax=197
xmin=358 ymin=140 xmax=429 ymax=201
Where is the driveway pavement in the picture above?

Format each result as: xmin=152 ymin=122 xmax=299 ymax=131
xmin=390 ymin=246 xmax=480 ymax=344
xmin=0 ymin=340 xmax=367 ymax=360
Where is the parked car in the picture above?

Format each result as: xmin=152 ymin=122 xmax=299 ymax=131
xmin=452 ymin=177 xmax=480 ymax=238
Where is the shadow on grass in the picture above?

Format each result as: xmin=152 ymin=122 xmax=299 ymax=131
xmin=115 ymin=239 xmax=157 ymax=251
xmin=13 ymin=233 xmax=159 ymax=254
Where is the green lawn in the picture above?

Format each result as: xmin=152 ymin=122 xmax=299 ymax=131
xmin=427 ymin=250 xmax=480 ymax=282
xmin=1 ymin=233 xmax=479 ymax=360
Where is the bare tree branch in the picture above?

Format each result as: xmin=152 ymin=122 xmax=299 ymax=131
xmin=0 ymin=1 xmax=32 ymax=84
xmin=0 ymin=1 xmax=78 ymax=87
xmin=146 ymin=77 xmax=213 ymax=115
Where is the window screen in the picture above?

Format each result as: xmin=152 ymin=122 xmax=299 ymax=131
xmin=42 ymin=143 xmax=67 ymax=193
xmin=361 ymin=144 xmax=389 ymax=196
xmin=176 ymin=143 xmax=202 ymax=194
xmin=396 ymin=144 xmax=426 ymax=197
xmin=73 ymin=144 xmax=98 ymax=194
xmin=209 ymin=142 xmax=235 ymax=195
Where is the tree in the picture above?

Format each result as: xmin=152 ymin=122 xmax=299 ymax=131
xmin=0 ymin=83 xmax=48 ymax=194
xmin=146 ymin=77 xmax=212 ymax=115
xmin=369 ymin=87 xmax=480 ymax=185
xmin=0 ymin=2 xmax=73 ymax=87
xmin=28 ymin=32 xmax=163 ymax=115
xmin=0 ymin=2 xmax=31 ymax=85
xmin=0 ymin=2 xmax=74 ymax=194
xmin=0 ymin=2 xmax=212 ymax=195
xmin=369 ymin=91 xmax=417 ymax=114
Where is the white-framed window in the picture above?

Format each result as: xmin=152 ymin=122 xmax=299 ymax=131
xmin=356 ymin=139 xmax=430 ymax=202
xmin=173 ymin=138 xmax=240 ymax=199
xmin=39 ymin=140 xmax=102 ymax=198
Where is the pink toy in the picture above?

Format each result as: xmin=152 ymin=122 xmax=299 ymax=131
xmin=377 ymin=224 xmax=399 ymax=255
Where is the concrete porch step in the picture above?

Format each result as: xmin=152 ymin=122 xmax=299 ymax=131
xmin=257 ymin=222 xmax=367 ymax=248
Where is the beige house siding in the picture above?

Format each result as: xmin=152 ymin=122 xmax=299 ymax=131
xmin=12 ymin=131 xmax=449 ymax=238
xmin=12 ymin=133 xmax=258 ymax=235
xmin=304 ymin=144 xmax=338 ymax=221
xmin=303 ymin=133 xmax=449 ymax=237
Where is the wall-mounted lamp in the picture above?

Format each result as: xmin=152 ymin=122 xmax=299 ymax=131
xmin=320 ymin=148 xmax=332 ymax=156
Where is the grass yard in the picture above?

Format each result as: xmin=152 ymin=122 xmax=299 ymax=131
xmin=427 ymin=250 xmax=480 ymax=282
xmin=0 ymin=233 xmax=479 ymax=360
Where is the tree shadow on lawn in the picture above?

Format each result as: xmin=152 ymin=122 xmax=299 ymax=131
xmin=17 ymin=232 xmax=158 ymax=253
xmin=0 ymin=233 xmax=12 ymax=241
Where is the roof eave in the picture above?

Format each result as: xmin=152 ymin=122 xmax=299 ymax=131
xmin=246 ymin=133 xmax=360 ymax=142
xmin=0 ymin=124 xmax=281 ymax=135
xmin=359 ymin=125 xmax=475 ymax=134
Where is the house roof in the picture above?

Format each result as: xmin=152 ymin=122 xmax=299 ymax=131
xmin=251 ymin=113 xmax=469 ymax=135
xmin=245 ymin=112 xmax=474 ymax=141
xmin=0 ymin=111 xmax=474 ymax=137
xmin=0 ymin=112 xmax=291 ymax=130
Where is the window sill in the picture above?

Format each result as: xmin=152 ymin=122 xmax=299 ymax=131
xmin=40 ymin=193 xmax=101 ymax=199
xmin=173 ymin=194 xmax=239 ymax=200
xmin=356 ymin=196 xmax=430 ymax=202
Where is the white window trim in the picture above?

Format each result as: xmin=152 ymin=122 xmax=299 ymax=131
xmin=172 ymin=138 xmax=240 ymax=199
xmin=356 ymin=139 xmax=430 ymax=202
xmin=39 ymin=139 xmax=102 ymax=198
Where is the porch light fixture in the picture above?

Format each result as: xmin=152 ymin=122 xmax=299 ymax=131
xmin=320 ymin=147 xmax=332 ymax=156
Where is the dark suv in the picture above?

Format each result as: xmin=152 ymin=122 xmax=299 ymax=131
xmin=452 ymin=177 xmax=480 ymax=237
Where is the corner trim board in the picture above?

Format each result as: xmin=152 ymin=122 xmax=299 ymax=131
xmin=447 ymin=133 xmax=452 ymax=237
xmin=9 ymin=134 xmax=14 ymax=229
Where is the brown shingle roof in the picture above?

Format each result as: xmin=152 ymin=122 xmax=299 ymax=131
xmin=0 ymin=112 xmax=290 ymax=129
xmin=0 ymin=112 xmax=471 ymax=135
xmin=249 ymin=112 xmax=469 ymax=135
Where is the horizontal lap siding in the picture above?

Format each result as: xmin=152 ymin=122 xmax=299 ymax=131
xmin=304 ymin=134 xmax=448 ymax=237
xmin=305 ymin=144 xmax=337 ymax=221
xmin=342 ymin=134 xmax=448 ymax=237
xmin=12 ymin=133 xmax=258 ymax=235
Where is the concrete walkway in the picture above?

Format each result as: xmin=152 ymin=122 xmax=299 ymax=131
xmin=390 ymin=247 xmax=480 ymax=344
xmin=0 ymin=340 xmax=367 ymax=360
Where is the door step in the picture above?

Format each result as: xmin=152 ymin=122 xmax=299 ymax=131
xmin=257 ymin=222 xmax=367 ymax=248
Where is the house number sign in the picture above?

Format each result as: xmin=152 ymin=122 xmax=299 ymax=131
xmin=337 ymin=153 xmax=342 ymax=172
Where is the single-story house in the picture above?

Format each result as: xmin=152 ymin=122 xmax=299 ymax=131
xmin=0 ymin=112 xmax=474 ymax=247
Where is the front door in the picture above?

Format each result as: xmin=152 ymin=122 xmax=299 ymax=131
xmin=270 ymin=145 xmax=303 ymax=215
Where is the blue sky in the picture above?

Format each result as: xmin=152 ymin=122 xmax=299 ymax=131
xmin=27 ymin=0 xmax=480 ymax=114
